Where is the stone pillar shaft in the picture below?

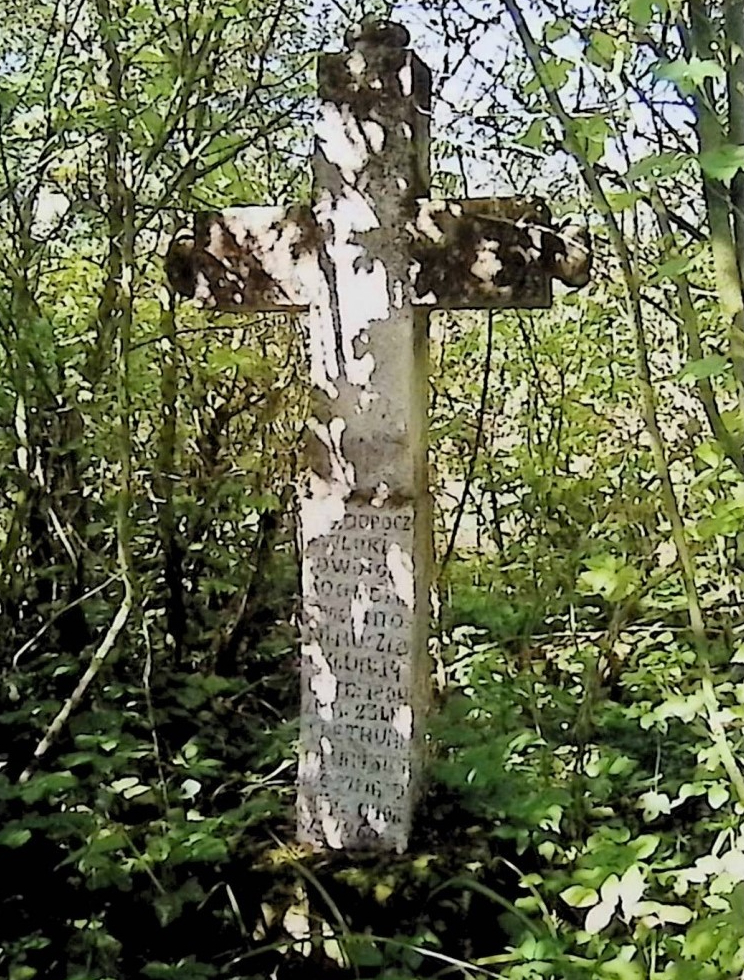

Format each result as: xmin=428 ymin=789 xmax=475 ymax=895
xmin=296 ymin=31 xmax=433 ymax=851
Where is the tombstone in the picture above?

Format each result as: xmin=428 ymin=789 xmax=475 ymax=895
xmin=166 ymin=18 xmax=591 ymax=852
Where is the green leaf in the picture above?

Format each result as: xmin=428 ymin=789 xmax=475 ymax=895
xmin=656 ymin=57 xmax=725 ymax=92
xmin=631 ymin=834 xmax=660 ymax=860
xmin=525 ymin=57 xmax=572 ymax=96
xmin=587 ymin=31 xmax=618 ymax=70
xmin=545 ymin=18 xmax=571 ymax=42
xmin=627 ymin=151 xmax=690 ymax=181
xmin=518 ymin=119 xmax=545 ymax=150
xmin=651 ymin=253 xmax=695 ymax=281
xmin=638 ymin=790 xmax=671 ymax=822
xmin=560 ymin=884 xmax=599 ymax=908
xmin=598 ymin=955 xmax=645 ymax=980
xmin=707 ymin=783 xmax=729 ymax=809
xmin=10 ymin=968 xmax=37 ymax=980
xmin=19 ymin=771 xmax=77 ymax=804
xmin=629 ymin=0 xmax=654 ymax=26
xmin=573 ymin=114 xmax=612 ymax=165
xmin=0 ymin=825 xmax=32 ymax=848
xmin=699 ymin=144 xmax=744 ymax=183
xmin=142 ymin=960 xmax=216 ymax=980
xmin=678 ymin=355 xmax=730 ymax=383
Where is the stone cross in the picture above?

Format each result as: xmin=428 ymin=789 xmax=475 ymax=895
xmin=166 ymin=18 xmax=590 ymax=853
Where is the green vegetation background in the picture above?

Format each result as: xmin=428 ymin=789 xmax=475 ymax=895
xmin=2 ymin=0 xmax=744 ymax=977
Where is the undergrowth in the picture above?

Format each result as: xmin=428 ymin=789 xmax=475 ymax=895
xmin=3 ymin=613 xmax=744 ymax=980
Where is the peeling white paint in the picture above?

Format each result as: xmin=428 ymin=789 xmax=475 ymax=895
xmin=471 ymin=241 xmax=504 ymax=283
xmin=392 ymin=279 xmax=404 ymax=308
xmin=371 ymin=482 xmax=390 ymax=508
xmin=415 ymin=200 xmax=447 ymax=242
xmin=396 ymin=177 xmax=408 ymax=190
xmin=300 ymin=473 xmax=348 ymax=543
xmin=194 ymin=271 xmax=216 ymax=307
xmin=347 ymin=49 xmax=366 ymax=76
xmin=351 ymin=582 xmax=371 ymax=644
xmin=318 ymin=798 xmax=344 ymax=849
xmin=528 ymin=226 xmax=543 ymax=251
xmin=392 ymin=704 xmax=413 ymax=740
xmin=400 ymin=121 xmax=413 ymax=140
xmin=314 ymin=187 xmax=390 ymax=388
xmin=308 ymin=416 xmax=355 ymax=487
xmin=362 ymin=120 xmax=385 ymax=154
xmin=316 ymin=103 xmax=369 ymax=183
xmin=363 ymin=804 xmax=388 ymax=835
xmin=386 ymin=543 xmax=415 ymax=610
xmin=305 ymin=641 xmax=338 ymax=721
xmin=320 ymin=736 xmax=333 ymax=755
xmin=398 ymin=64 xmax=413 ymax=96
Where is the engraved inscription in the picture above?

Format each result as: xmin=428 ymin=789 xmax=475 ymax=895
xmin=298 ymin=500 xmax=418 ymax=847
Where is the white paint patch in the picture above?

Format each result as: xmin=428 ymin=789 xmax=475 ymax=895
xmin=387 ymin=543 xmax=415 ymax=610
xmin=400 ymin=121 xmax=413 ymax=140
xmin=317 ymin=798 xmax=344 ymax=849
xmin=307 ymin=416 xmax=355 ymax=487
xmin=320 ymin=736 xmax=333 ymax=755
xmin=304 ymin=641 xmax=337 ymax=721
xmin=300 ymin=473 xmax=348 ymax=543
xmin=363 ymin=804 xmax=388 ymax=835
xmin=362 ymin=120 xmax=385 ymax=154
xmin=392 ymin=704 xmax=413 ymax=740
xmin=471 ymin=241 xmax=504 ymax=282
xmin=347 ymin=49 xmax=366 ymax=76
xmin=396 ymin=177 xmax=408 ymax=190
xmin=416 ymin=200 xmax=447 ymax=242
xmin=351 ymin=582 xmax=371 ymax=644
xmin=398 ymin=64 xmax=413 ymax=96
xmin=528 ymin=227 xmax=543 ymax=252
xmin=392 ymin=279 xmax=404 ymax=308
xmin=371 ymin=482 xmax=390 ymax=508
xmin=316 ymin=103 xmax=369 ymax=183
xmin=315 ymin=187 xmax=390 ymax=388
xmin=193 ymin=271 xmax=216 ymax=307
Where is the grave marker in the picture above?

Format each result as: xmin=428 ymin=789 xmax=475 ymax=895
xmin=167 ymin=18 xmax=590 ymax=852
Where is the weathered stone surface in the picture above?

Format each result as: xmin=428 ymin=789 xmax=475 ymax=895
xmin=295 ymin=19 xmax=433 ymax=852
xmin=297 ymin=499 xmax=427 ymax=850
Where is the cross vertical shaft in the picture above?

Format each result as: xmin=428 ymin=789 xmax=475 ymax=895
xmin=297 ymin=23 xmax=433 ymax=852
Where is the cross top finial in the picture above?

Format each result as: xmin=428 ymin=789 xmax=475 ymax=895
xmin=343 ymin=18 xmax=410 ymax=50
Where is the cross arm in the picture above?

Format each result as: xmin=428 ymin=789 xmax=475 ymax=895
xmin=166 ymin=197 xmax=591 ymax=313
xmin=165 ymin=204 xmax=320 ymax=312
xmin=409 ymin=197 xmax=592 ymax=310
